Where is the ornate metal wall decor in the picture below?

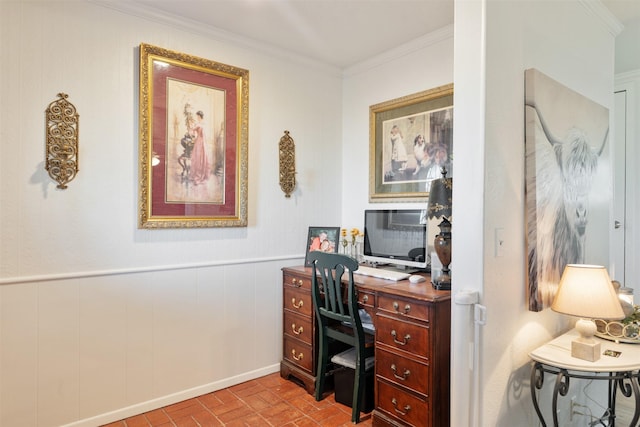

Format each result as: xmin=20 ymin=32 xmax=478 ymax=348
xmin=278 ymin=130 xmax=296 ymax=197
xmin=45 ymin=93 xmax=79 ymax=189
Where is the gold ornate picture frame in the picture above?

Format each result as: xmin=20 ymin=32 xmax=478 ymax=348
xmin=138 ymin=43 xmax=249 ymax=228
xmin=369 ymin=84 xmax=453 ymax=202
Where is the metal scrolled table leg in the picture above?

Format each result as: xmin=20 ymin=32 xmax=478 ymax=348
xmin=610 ymin=373 xmax=617 ymax=427
xmin=551 ymin=368 xmax=570 ymax=427
xmin=615 ymin=372 xmax=640 ymax=426
xmin=531 ymin=362 xmax=547 ymax=427
xmin=634 ymin=374 xmax=640 ymax=427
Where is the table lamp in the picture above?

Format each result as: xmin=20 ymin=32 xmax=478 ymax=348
xmin=551 ymin=264 xmax=625 ymax=362
xmin=427 ymin=168 xmax=452 ymax=290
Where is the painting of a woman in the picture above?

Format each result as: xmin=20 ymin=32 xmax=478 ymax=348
xmin=165 ymin=81 xmax=224 ymax=204
xmin=189 ymin=110 xmax=210 ymax=185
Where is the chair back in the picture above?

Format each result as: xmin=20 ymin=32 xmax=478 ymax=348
xmin=309 ymin=251 xmax=374 ymax=423
xmin=309 ymin=251 xmax=365 ymax=345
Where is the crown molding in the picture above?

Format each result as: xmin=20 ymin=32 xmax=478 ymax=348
xmin=87 ymin=0 xmax=342 ymax=76
xmin=581 ymin=0 xmax=624 ymax=36
xmin=343 ymin=24 xmax=454 ymax=77
xmin=616 ymin=68 xmax=640 ymax=84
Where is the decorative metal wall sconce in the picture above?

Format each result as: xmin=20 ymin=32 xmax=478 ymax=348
xmin=45 ymin=93 xmax=79 ymax=189
xmin=278 ymin=130 xmax=296 ymax=197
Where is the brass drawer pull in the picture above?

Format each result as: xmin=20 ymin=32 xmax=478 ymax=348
xmin=291 ymin=323 xmax=303 ymax=335
xmin=391 ymin=330 xmax=411 ymax=346
xmin=291 ymin=349 xmax=304 ymax=361
xmin=391 ymin=363 xmax=411 ymax=380
xmin=291 ymin=278 xmax=303 ymax=287
xmin=362 ymin=295 xmax=369 ymax=303
xmin=291 ymin=298 xmax=304 ymax=309
xmin=391 ymin=398 xmax=411 ymax=416
xmin=393 ymin=301 xmax=411 ymax=314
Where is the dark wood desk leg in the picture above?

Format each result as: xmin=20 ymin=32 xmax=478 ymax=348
xmin=531 ymin=362 xmax=547 ymax=427
xmin=551 ymin=369 xmax=570 ymax=427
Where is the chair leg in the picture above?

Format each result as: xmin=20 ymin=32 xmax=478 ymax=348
xmin=351 ymin=362 xmax=365 ymax=423
xmin=315 ymin=333 xmax=328 ymax=401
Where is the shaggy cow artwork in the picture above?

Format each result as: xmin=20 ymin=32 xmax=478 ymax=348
xmin=525 ymin=69 xmax=611 ymax=312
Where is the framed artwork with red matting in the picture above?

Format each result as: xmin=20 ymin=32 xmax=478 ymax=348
xmin=138 ymin=43 xmax=249 ymax=228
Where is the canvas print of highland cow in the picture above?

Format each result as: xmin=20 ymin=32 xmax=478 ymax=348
xmin=525 ymin=69 xmax=611 ymax=312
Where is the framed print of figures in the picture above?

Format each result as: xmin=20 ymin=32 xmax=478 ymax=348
xmin=304 ymin=227 xmax=340 ymax=267
xmin=525 ymin=69 xmax=610 ymax=311
xmin=138 ymin=43 xmax=249 ymax=228
xmin=369 ymin=84 xmax=453 ymax=202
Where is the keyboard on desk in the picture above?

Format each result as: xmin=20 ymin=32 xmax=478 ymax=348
xmin=353 ymin=265 xmax=410 ymax=281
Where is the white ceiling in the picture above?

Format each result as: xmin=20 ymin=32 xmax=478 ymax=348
xmin=127 ymin=0 xmax=640 ymax=69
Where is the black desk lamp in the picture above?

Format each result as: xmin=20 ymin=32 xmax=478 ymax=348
xmin=427 ymin=168 xmax=452 ymax=290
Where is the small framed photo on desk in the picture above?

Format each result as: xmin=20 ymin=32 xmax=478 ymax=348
xmin=304 ymin=227 xmax=340 ymax=267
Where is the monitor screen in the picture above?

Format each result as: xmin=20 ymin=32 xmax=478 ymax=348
xmin=363 ymin=209 xmax=428 ymax=270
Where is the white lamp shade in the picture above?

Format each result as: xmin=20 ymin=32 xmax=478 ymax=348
xmin=551 ymin=264 xmax=625 ymax=320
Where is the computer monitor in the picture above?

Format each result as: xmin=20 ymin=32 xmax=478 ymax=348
xmin=363 ymin=209 xmax=428 ymax=270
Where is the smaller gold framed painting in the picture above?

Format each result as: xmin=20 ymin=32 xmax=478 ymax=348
xmin=369 ymin=84 xmax=453 ymax=202
xmin=138 ymin=43 xmax=249 ymax=228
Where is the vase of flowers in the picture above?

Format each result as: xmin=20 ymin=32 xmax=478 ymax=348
xmin=340 ymin=229 xmax=349 ymax=255
xmin=349 ymin=228 xmax=363 ymax=262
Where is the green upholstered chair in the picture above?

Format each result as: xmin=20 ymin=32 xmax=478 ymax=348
xmin=309 ymin=251 xmax=375 ymax=423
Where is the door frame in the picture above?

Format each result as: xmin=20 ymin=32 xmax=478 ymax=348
xmin=614 ymin=71 xmax=640 ymax=290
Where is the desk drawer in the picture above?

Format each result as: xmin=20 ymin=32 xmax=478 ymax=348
xmin=283 ymin=336 xmax=314 ymax=373
xmin=284 ymin=286 xmax=313 ymax=317
xmin=376 ymin=379 xmax=429 ymax=427
xmin=357 ymin=289 xmax=375 ymax=309
xmin=283 ymin=311 xmax=313 ymax=345
xmin=284 ymin=274 xmax=311 ymax=291
xmin=376 ymin=314 xmax=429 ymax=358
xmin=378 ymin=294 xmax=429 ymax=323
xmin=376 ymin=347 xmax=429 ymax=396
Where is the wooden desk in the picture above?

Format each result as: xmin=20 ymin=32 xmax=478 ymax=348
xmin=529 ymin=330 xmax=640 ymax=426
xmin=280 ymin=266 xmax=451 ymax=427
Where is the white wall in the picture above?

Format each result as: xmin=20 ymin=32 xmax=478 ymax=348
xmin=0 ymin=1 xmax=343 ymax=425
xmin=451 ymin=1 xmax=487 ymax=424
xmin=454 ymin=1 xmax=618 ymax=426
xmin=615 ymin=20 xmax=640 ymax=73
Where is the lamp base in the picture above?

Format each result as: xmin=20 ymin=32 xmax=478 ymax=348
xmin=571 ymin=339 xmax=601 ymax=362
xmin=432 ymin=272 xmax=451 ymax=291
xmin=571 ymin=318 xmax=601 ymax=361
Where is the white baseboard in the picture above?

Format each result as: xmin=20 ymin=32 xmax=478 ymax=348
xmin=62 ymin=364 xmax=281 ymax=427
